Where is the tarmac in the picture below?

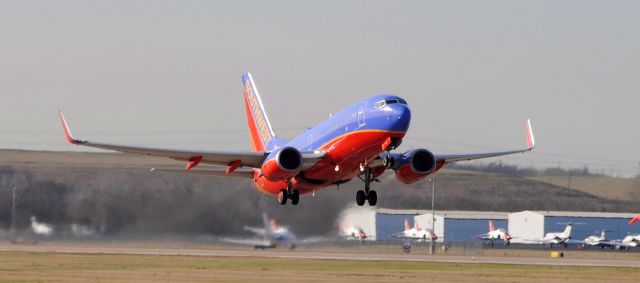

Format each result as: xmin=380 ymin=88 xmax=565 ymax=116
xmin=1 ymin=242 xmax=639 ymax=268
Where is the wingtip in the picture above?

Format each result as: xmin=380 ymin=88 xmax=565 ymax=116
xmin=525 ymin=118 xmax=535 ymax=150
xmin=58 ymin=111 xmax=82 ymax=145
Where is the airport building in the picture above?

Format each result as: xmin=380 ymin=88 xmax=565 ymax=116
xmin=508 ymin=211 xmax=640 ymax=243
xmin=413 ymin=211 xmax=508 ymax=242
xmin=341 ymin=208 xmax=640 ymax=243
xmin=341 ymin=208 xmax=508 ymax=242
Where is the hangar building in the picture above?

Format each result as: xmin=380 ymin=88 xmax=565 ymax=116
xmin=508 ymin=211 xmax=640 ymax=243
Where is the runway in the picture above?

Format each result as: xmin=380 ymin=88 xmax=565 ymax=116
xmin=2 ymin=242 xmax=639 ymax=268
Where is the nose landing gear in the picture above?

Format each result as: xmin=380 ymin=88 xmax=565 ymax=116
xmin=356 ymin=168 xmax=378 ymax=206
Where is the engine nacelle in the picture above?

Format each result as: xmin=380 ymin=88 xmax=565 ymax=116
xmin=393 ymin=149 xmax=436 ymax=184
xmin=261 ymin=147 xmax=303 ymax=181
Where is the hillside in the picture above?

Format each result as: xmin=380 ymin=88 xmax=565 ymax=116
xmin=0 ymin=149 xmax=637 ymax=237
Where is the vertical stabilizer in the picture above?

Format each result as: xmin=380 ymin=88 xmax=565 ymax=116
xmin=242 ymin=72 xmax=285 ymax=152
xmin=489 ymin=220 xmax=496 ymax=232
xmin=563 ymin=224 xmax=572 ymax=237
xmin=262 ymin=213 xmax=271 ymax=233
xmin=404 ymin=219 xmax=410 ymax=231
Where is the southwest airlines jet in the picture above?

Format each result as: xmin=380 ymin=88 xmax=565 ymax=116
xmin=59 ymin=72 xmax=535 ymax=206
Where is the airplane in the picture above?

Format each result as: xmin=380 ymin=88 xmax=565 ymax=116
xmin=221 ymin=213 xmax=297 ymax=249
xmin=340 ymin=225 xmax=368 ymax=242
xmin=393 ymin=219 xmax=438 ymax=241
xmin=30 ymin=216 xmax=53 ymax=236
xmin=577 ymin=230 xmax=614 ymax=249
xmin=629 ymin=214 xmax=640 ymax=224
xmin=610 ymin=234 xmax=640 ymax=250
xmin=59 ymin=72 xmax=535 ymax=206
xmin=542 ymin=224 xmax=573 ymax=248
xmin=478 ymin=220 xmax=511 ymax=246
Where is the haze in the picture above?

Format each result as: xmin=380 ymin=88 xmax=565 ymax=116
xmin=1 ymin=1 xmax=638 ymax=176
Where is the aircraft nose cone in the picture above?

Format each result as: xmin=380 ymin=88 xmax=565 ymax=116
xmin=390 ymin=104 xmax=411 ymax=131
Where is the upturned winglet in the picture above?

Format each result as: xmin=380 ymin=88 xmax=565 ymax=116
xmin=58 ymin=111 xmax=84 ymax=145
xmin=525 ymin=119 xmax=535 ymax=150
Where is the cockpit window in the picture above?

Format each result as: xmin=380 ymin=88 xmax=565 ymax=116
xmin=374 ymin=100 xmax=386 ymax=109
xmin=375 ymin=98 xmax=407 ymax=109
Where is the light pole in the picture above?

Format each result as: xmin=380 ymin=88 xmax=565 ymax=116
xmin=430 ymin=176 xmax=436 ymax=255
xmin=9 ymin=185 xmax=17 ymax=236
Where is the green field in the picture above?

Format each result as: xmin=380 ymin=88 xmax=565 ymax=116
xmin=1 ymin=252 xmax=639 ymax=283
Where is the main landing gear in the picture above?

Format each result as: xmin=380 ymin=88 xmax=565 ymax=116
xmin=356 ymin=168 xmax=377 ymax=206
xmin=278 ymin=181 xmax=299 ymax=206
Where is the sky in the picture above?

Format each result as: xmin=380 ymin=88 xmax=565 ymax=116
xmin=1 ymin=1 xmax=639 ymax=177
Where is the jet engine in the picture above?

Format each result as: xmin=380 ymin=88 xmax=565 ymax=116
xmin=393 ymin=149 xmax=436 ymax=184
xmin=261 ymin=147 xmax=303 ymax=181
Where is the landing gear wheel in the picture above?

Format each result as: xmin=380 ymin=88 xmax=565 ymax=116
xmin=278 ymin=189 xmax=288 ymax=205
xmin=367 ymin=190 xmax=377 ymax=206
xmin=356 ymin=190 xmax=366 ymax=206
xmin=290 ymin=190 xmax=300 ymax=205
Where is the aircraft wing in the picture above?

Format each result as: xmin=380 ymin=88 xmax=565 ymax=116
xmin=59 ymin=111 xmax=324 ymax=170
xmin=150 ymin=167 xmax=255 ymax=178
xmin=435 ymin=119 xmax=535 ymax=164
xmin=243 ymin=226 xmax=266 ymax=236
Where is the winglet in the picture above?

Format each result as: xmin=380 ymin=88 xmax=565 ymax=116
xmin=58 ymin=111 xmax=83 ymax=145
xmin=525 ymin=119 xmax=535 ymax=150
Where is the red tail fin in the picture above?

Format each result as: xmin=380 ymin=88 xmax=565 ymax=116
xmin=404 ymin=219 xmax=410 ymax=231
xmin=489 ymin=220 xmax=496 ymax=232
xmin=630 ymin=214 xmax=640 ymax=225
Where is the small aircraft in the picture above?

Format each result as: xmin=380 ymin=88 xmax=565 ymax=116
xmin=606 ymin=234 xmax=640 ymax=250
xmin=542 ymin=224 xmax=573 ymax=248
xmin=393 ymin=219 xmax=438 ymax=241
xmin=30 ymin=216 xmax=53 ymax=236
xmin=577 ymin=230 xmax=614 ymax=249
xmin=340 ymin=225 xmax=368 ymax=242
xmin=59 ymin=72 xmax=535 ymax=206
xmin=221 ymin=213 xmax=298 ymax=249
xmin=478 ymin=220 xmax=511 ymax=246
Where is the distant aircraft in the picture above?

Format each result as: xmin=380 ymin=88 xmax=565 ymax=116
xmin=611 ymin=234 xmax=640 ymax=250
xmin=629 ymin=214 xmax=640 ymax=224
xmin=340 ymin=225 xmax=368 ymax=242
xmin=59 ymin=72 xmax=535 ymax=206
xmin=393 ymin=219 xmax=438 ymax=241
xmin=479 ymin=220 xmax=511 ymax=246
xmin=577 ymin=230 xmax=614 ymax=249
xmin=542 ymin=224 xmax=573 ymax=248
xmin=221 ymin=213 xmax=298 ymax=249
xmin=30 ymin=216 xmax=53 ymax=236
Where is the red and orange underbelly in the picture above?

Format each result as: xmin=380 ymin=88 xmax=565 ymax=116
xmin=252 ymin=130 xmax=405 ymax=195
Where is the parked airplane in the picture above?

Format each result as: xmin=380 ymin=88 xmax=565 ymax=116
xmin=542 ymin=224 xmax=573 ymax=248
xmin=59 ymin=72 xmax=535 ymax=206
xmin=393 ymin=219 xmax=438 ymax=241
xmin=479 ymin=220 xmax=511 ymax=246
xmin=340 ymin=225 xmax=368 ymax=242
xmin=30 ymin=216 xmax=53 ymax=236
xmin=221 ymin=213 xmax=297 ymax=249
xmin=577 ymin=230 xmax=614 ymax=249
xmin=611 ymin=234 xmax=640 ymax=250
